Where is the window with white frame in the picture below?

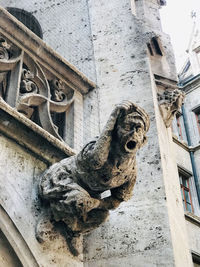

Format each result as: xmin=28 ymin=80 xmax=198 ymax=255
xmin=179 ymin=169 xmax=194 ymax=213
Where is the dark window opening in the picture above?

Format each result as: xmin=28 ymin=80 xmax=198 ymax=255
xmin=152 ymin=37 xmax=163 ymax=56
xmin=0 ymin=71 xmax=10 ymax=101
xmin=179 ymin=170 xmax=194 ymax=213
xmin=147 ymin=43 xmax=154 ymax=56
xmin=6 ymin=7 xmax=43 ymax=39
xmin=192 ymin=252 xmax=200 ymax=266
xmin=51 ymin=112 xmax=66 ymax=138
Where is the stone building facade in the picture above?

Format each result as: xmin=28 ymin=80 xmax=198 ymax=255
xmin=0 ymin=0 xmax=199 ymax=266
xmin=172 ymin=12 xmax=200 ymax=265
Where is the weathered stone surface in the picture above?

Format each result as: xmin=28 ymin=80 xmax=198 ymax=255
xmin=0 ymin=134 xmax=83 ymax=266
xmin=38 ymin=101 xmax=150 ymax=255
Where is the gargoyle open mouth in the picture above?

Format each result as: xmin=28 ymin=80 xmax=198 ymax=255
xmin=125 ymin=140 xmax=137 ymax=151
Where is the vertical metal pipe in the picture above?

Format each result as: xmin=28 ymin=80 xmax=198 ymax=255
xmin=182 ymin=104 xmax=200 ymax=205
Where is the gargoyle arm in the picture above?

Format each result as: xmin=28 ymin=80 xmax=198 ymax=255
xmin=83 ymin=101 xmax=133 ymax=168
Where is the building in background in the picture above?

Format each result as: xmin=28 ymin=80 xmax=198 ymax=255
xmin=171 ymin=12 xmax=200 ymax=265
xmin=0 ymin=0 xmax=199 ymax=266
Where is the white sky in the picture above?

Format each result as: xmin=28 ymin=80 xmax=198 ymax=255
xmin=160 ymin=0 xmax=200 ymax=71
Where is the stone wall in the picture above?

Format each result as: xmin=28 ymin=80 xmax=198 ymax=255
xmin=83 ymin=0 xmax=192 ymax=266
xmin=186 ymin=215 xmax=200 ymax=255
xmin=0 ymin=133 xmax=82 ymax=266
xmin=173 ymin=142 xmax=192 ymax=172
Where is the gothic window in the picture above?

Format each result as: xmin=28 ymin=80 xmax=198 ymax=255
xmin=6 ymin=8 xmax=43 ymax=39
xmin=179 ymin=170 xmax=193 ymax=213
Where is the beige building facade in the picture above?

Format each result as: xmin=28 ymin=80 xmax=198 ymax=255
xmin=0 ymin=0 xmax=199 ymax=266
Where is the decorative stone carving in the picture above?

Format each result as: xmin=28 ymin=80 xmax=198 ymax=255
xmin=20 ymin=68 xmax=38 ymax=94
xmin=17 ymin=58 xmax=74 ymax=140
xmin=37 ymin=101 xmax=150 ymax=255
xmin=0 ymin=37 xmax=10 ymax=60
xmin=0 ymin=34 xmax=76 ymax=142
xmin=49 ymin=79 xmax=66 ymax=102
xmin=157 ymin=88 xmax=185 ymax=127
xmin=0 ymin=35 xmax=22 ymax=100
xmin=0 ymin=35 xmax=21 ymax=62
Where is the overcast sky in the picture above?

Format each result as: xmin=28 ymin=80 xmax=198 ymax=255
xmin=160 ymin=0 xmax=199 ymax=71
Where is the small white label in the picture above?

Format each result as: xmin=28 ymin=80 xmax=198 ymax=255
xmin=100 ymin=190 xmax=111 ymax=199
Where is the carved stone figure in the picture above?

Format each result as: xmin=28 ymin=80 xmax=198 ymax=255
xmin=38 ymin=101 xmax=150 ymax=255
xmin=157 ymin=88 xmax=185 ymax=127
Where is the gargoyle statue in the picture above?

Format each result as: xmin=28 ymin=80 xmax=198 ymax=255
xmin=37 ymin=101 xmax=150 ymax=255
xmin=157 ymin=88 xmax=185 ymax=127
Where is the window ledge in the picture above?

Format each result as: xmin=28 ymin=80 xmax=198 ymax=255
xmin=173 ymin=134 xmax=200 ymax=152
xmin=185 ymin=211 xmax=200 ymax=226
xmin=173 ymin=135 xmax=189 ymax=151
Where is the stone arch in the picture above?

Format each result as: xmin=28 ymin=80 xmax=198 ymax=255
xmin=6 ymin=7 xmax=43 ymax=39
xmin=0 ymin=205 xmax=38 ymax=267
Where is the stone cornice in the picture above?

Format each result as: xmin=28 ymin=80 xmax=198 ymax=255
xmin=185 ymin=212 xmax=200 ymax=227
xmin=173 ymin=135 xmax=200 ymax=153
xmin=0 ymin=7 xmax=96 ymax=94
xmin=172 ymin=135 xmax=190 ymax=151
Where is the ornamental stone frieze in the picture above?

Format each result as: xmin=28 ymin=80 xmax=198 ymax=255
xmin=37 ymin=101 xmax=150 ymax=255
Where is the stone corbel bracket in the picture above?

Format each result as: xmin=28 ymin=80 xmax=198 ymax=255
xmin=157 ymin=88 xmax=185 ymax=127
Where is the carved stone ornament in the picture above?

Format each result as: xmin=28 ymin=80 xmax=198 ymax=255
xmin=0 ymin=34 xmax=75 ymax=141
xmin=37 ymin=101 xmax=150 ymax=255
xmin=0 ymin=35 xmax=22 ymax=100
xmin=17 ymin=56 xmax=75 ymax=140
xmin=20 ymin=68 xmax=38 ymax=94
xmin=157 ymin=88 xmax=185 ymax=127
